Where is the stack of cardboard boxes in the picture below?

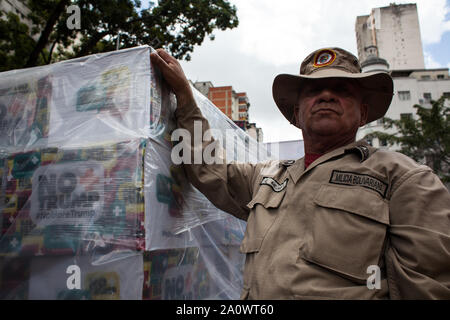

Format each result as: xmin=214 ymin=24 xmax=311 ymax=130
xmin=0 ymin=46 xmax=265 ymax=300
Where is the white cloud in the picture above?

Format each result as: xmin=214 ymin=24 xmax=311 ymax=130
xmin=230 ymin=0 xmax=366 ymax=66
xmin=424 ymin=51 xmax=443 ymax=68
xmin=414 ymin=0 xmax=450 ymax=44
xmin=228 ymin=0 xmax=450 ymax=66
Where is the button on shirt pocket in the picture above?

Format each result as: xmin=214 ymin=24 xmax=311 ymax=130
xmin=300 ymin=184 xmax=389 ymax=282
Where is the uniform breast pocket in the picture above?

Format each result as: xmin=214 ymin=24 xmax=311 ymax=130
xmin=239 ymin=185 xmax=286 ymax=255
xmin=300 ymin=184 xmax=389 ymax=283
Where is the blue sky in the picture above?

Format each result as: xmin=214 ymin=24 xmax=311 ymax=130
xmin=424 ymin=0 xmax=450 ymax=68
xmin=139 ymin=0 xmax=156 ymax=10
xmin=425 ymin=31 xmax=450 ymax=67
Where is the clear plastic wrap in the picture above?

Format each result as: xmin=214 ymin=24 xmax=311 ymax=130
xmin=0 ymin=140 xmax=146 ymax=258
xmin=0 ymin=70 xmax=51 ymax=151
xmin=0 ymin=45 xmax=272 ymax=300
xmin=0 ymin=252 xmax=144 ymax=300
xmin=47 ymin=48 xmax=151 ymax=148
xmin=145 ymin=82 xmax=274 ymax=240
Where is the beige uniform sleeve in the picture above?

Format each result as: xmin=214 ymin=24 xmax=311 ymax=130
xmin=174 ymin=97 xmax=260 ymax=221
xmin=386 ymin=166 xmax=450 ymax=299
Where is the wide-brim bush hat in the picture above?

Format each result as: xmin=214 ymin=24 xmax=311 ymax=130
xmin=272 ymin=47 xmax=394 ymax=127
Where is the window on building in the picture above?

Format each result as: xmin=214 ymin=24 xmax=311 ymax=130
xmin=420 ymin=75 xmax=431 ymax=80
xmin=400 ymin=113 xmax=413 ymax=121
xmin=423 ymin=93 xmax=432 ymax=102
xmin=398 ymin=91 xmax=411 ymax=101
xmin=437 ymin=74 xmax=445 ymax=79
xmin=443 ymin=92 xmax=450 ymax=100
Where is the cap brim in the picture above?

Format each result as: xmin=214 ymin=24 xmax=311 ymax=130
xmin=272 ymin=69 xmax=394 ymax=127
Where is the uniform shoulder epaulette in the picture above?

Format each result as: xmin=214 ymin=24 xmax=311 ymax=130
xmin=279 ymin=160 xmax=296 ymax=167
xmin=345 ymin=144 xmax=377 ymax=162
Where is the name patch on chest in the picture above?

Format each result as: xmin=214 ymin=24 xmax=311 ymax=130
xmin=329 ymin=170 xmax=388 ymax=198
xmin=260 ymin=177 xmax=288 ymax=192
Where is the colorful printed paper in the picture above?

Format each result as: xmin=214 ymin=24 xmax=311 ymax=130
xmin=0 ymin=72 xmax=51 ymax=150
xmin=47 ymin=47 xmax=151 ymax=147
xmin=0 ymin=140 xmax=146 ymax=257
xmin=28 ymin=253 xmax=143 ymax=300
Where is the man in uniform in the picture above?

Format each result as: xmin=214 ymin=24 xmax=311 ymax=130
xmin=150 ymin=47 xmax=450 ymax=299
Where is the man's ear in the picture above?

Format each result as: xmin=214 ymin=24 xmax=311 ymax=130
xmin=359 ymin=103 xmax=369 ymax=127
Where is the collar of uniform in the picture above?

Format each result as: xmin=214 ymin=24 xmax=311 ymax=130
xmin=287 ymin=140 xmax=371 ymax=184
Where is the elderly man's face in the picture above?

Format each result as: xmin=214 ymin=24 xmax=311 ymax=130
xmin=294 ymin=78 xmax=368 ymax=141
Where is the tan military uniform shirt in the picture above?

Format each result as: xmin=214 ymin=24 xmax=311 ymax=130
xmin=175 ymin=99 xmax=450 ymax=300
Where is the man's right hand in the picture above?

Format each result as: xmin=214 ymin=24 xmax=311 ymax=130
xmin=150 ymin=48 xmax=194 ymax=107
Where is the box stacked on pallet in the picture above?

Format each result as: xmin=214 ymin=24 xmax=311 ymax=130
xmin=0 ymin=46 xmax=270 ymax=300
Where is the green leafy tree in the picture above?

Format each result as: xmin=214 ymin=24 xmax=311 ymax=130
xmin=365 ymin=95 xmax=450 ymax=183
xmin=0 ymin=0 xmax=238 ymax=71
xmin=0 ymin=11 xmax=44 ymax=71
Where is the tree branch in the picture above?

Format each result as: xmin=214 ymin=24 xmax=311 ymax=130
xmin=47 ymin=35 xmax=60 ymax=64
xmin=25 ymin=0 xmax=70 ymax=67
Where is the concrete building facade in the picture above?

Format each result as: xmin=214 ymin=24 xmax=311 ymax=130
xmin=1 ymin=0 xmax=79 ymax=55
xmin=355 ymin=3 xmax=425 ymax=70
xmin=237 ymin=92 xmax=250 ymax=121
xmin=1 ymin=0 xmax=30 ymax=22
xmin=246 ymin=123 xmax=263 ymax=143
xmin=207 ymin=86 xmax=239 ymax=120
xmin=357 ymin=67 xmax=450 ymax=147
xmin=192 ymin=81 xmax=214 ymax=98
xmin=0 ymin=0 xmax=38 ymax=40
xmin=356 ymin=3 xmax=450 ymax=151
xmin=192 ymin=81 xmax=264 ymax=142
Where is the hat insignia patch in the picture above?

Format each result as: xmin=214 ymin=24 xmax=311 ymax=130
xmin=313 ymin=49 xmax=336 ymax=68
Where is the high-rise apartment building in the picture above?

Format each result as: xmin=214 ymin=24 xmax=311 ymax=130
xmin=355 ymin=3 xmax=425 ymax=70
xmin=357 ymin=67 xmax=450 ymax=145
xmin=356 ymin=4 xmax=450 ymax=155
xmin=237 ymin=92 xmax=250 ymax=121
xmin=1 ymin=0 xmax=30 ymax=21
xmin=1 ymin=0 xmax=35 ymax=38
xmin=192 ymin=81 xmax=248 ymax=122
xmin=207 ymin=86 xmax=239 ymax=120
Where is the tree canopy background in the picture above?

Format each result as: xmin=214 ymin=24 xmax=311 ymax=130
xmin=365 ymin=95 xmax=450 ymax=184
xmin=0 ymin=0 xmax=239 ymax=71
